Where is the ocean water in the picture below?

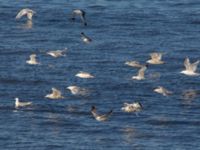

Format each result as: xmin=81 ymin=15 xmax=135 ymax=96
xmin=0 ymin=0 xmax=200 ymax=149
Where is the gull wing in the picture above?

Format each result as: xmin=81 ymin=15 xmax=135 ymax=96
xmin=157 ymin=53 xmax=162 ymax=60
xmin=16 ymin=9 xmax=29 ymax=19
xmin=91 ymin=106 xmax=98 ymax=118
xmin=22 ymin=101 xmax=32 ymax=106
xmin=123 ymin=103 xmax=129 ymax=106
xmin=137 ymin=66 xmax=146 ymax=77
xmin=30 ymin=54 xmax=36 ymax=61
xmin=191 ymin=60 xmax=200 ymax=72
xmin=184 ymin=57 xmax=191 ymax=71
xmin=52 ymin=88 xmax=61 ymax=96
xmin=80 ymin=15 xmax=87 ymax=26
xmin=101 ymin=110 xmax=113 ymax=118
xmin=16 ymin=9 xmax=35 ymax=20
xmin=125 ymin=61 xmax=143 ymax=68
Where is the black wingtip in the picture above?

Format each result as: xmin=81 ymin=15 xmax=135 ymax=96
xmin=91 ymin=106 xmax=96 ymax=111
xmin=109 ymin=110 xmax=113 ymax=114
xmin=138 ymin=102 xmax=143 ymax=108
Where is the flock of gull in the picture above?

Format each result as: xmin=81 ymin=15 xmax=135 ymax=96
xmin=14 ymin=8 xmax=200 ymax=122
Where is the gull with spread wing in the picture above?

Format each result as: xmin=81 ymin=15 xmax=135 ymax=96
xmin=121 ymin=102 xmax=142 ymax=113
xmin=154 ymin=86 xmax=173 ymax=96
xmin=67 ymin=86 xmax=89 ymax=96
xmin=16 ymin=8 xmax=36 ymax=20
xmin=26 ymin=54 xmax=40 ymax=65
xmin=125 ymin=61 xmax=144 ymax=68
xmin=47 ymin=49 xmax=67 ymax=58
xmin=75 ymin=71 xmax=94 ymax=78
xmin=71 ymin=9 xmax=87 ymax=26
xmin=181 ymin=57 xmax=199 ymax=76
xmin=147 ymin=52 xmax=164 ymax=64
xmin=45 ymin=88 xmax=64 ymax=99
xmin=132 ymin=65 xmax=148 ymax=80
xmin=91 ymin=106 xmax=113 ymax=121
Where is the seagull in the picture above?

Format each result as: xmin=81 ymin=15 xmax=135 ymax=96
xmin=91 ymin=106 xmax=113 ymax=121
xmin=132 ymin=65 xmax=148 ymax=80
xmin=125 ymin=61 xmax=144 ymax=68
xmin=147 ymin=52 xmax=164 ymax=64
xmin=15 ymin=97 xmax=32 ymax=108
xmin=26 ymin=54 xmax=40 ymax=65
xmin=154 ymin=86 xmax=172 ymax=96
xmin=67 ymin=86 xmax=89 ymax=96
xmin=81 ymin=32 xmax=92 ymax=44
xmin=47 ymin=49 xmax=67 ymax=58
xmin=45 ymin=88 xmax=64 ymax=99
xmin=75 ymin=71 xmax=94 ymax=78
xmin=16 ymin=8 xmax=36 ymax=20
xmin=121 ymin=102 xmax=142 ymax=113
xmin=180 ymin=57 xmax=199 ymax=76
xmin=71 ymin=9 xmax=87 ymax=26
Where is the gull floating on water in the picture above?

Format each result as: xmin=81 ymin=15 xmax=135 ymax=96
xmin=75 ymin=71 xmax=94 ymax=78
xmin=132 ymin=65 xmax=148 ymax=80
xmin=71 ymin=9 xmax=87 ymax=26
xmin=180 ymin=57 xmax=199 ymax=76
xmin=121 ymin=102 xmax=142 ymax=113
xmin=91 ymin=106 xmax=113 ymax=121
xmin=154 ymin=86 xmax=172 ymax=96
xmin=47 ymin=49 xmax=67 ymax=58
xmin=147 ymin=52 xmax=164 ymax=64
xmin=26 ymin=54 xmax=40 ymax=65
xmin=125 ymin=61 xmax=144 ymax=68
xmin=16 ymin=8 xmax=36 ymax=20
xmin=15 ymin=97 xmax=32 ymax=108
xmin=67 ymin=86 xmax=89 ymax=96
xmin=81 ymin=32 xmax=92 ymax=44
xmin=45 ymin=88 xmax=64 ymax=99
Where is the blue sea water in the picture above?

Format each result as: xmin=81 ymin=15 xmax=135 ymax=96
xmin=0 ymin=0 xmax=200 ymax=149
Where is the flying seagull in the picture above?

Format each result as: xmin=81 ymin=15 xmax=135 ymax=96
xmin=67 ymin=86 xmax=89 ymax=96
xmin=121 ymin=102 xmax=142 ymax=113
xmin=75 ymin=71 xmax=94 ymax=78
xmin=71 ymin=9 xmax=87 ymax=26
xmin=80 ymin=32 xmax=92 ymax=44
xmin=132 ymin=65 xmax=148 ymax=80
xmin=26 ymin=54 xmax=40 ymax=65
xmin=154 ymin=86 xmax=172 ymax=96
xmin=180 ymin=57 xmax=199 ymax=76
xmin=45 ymin=88 xmax=64 ymax=99
xmin=16 ymin=8 xmax=36 ymax=20
xmin=147 ymin=52 xmax=164 ymax=64
xmin=91 ymin=106 xmax=113 ymax=121
xmin=47 ymin=49 xmax=67 ymax=58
